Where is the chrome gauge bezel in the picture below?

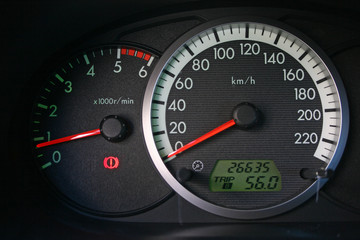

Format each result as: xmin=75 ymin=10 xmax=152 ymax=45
xmin=142 ymin=17 xmax=349 ymax=219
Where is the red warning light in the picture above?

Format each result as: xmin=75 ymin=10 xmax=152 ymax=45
xmin=104 ymin=156 xmax=120 ymax=169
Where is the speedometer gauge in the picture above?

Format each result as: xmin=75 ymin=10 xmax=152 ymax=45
xmin=143 ymin=18 xmax=349 ymax=219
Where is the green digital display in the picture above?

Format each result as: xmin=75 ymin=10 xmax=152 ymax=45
xmin=209 ymin=160 xmax=282 ymax=192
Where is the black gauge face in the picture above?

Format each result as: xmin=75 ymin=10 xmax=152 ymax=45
xmin=164 ymin=40 xmax=322 ymax=209
xmin=143 ymin=20 xmax=349 ymax=219
xmin=31 ymin=46 xmax=171 ymax=216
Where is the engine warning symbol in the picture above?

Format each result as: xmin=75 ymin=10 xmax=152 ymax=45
xmin=192 ymin=160 xmax=204 ymax=172
xmin=104 ymin=156 xmax=120 ymax=169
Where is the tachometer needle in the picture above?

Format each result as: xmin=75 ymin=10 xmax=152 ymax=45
xmin=36 ymin=129 xmax=101 ymax=148
xmin=166 ymin=119 xmax=236 ymax=159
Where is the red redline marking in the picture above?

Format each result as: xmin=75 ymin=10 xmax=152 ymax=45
xmin=128 ymin=49 xmax=135 ymax=56
xmin=121 ymin=48 xmax=151 ymax=61
xmin=137 ymin=51 xmax=144 ymax=58
xmin=144 ymin=54 xmax=151 ymax=61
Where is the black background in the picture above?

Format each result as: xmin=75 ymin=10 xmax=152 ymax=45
xmin=2 ymin=0 xmax=360 ymax=239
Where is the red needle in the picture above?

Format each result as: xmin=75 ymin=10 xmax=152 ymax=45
xmin=167 ymin=119 xmax=236 ymax=159
xmin=36 ymin=129 xmax=101 ymax=148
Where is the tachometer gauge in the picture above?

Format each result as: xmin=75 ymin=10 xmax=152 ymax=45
xmin=143 ymin=18 xmax=349 ymax=219
xmin=31 ymin=45 xmax=171 ymax=216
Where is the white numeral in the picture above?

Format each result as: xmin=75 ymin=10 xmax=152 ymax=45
xmin=294 ymin=88 xmax=316 ymax=100
xmin=295 ymin=132 xmax=318 ymax=144
xmin=264 ymin=52 xmax=285 ymax=64
xmin=297 ymin=109 xmax=321 ymax=121
xmin=168 ymin=99 xmax=186 ymax=111
xmin=240 ymin=43 xmax=260 ymax=55
xmin=175 ymin=77 xmax=193 ymax=90
xmin=192 ymin=59 xmax=210 ymax=71
xmin=283 ymin=69 xmax=304 ymax=81
xmin=214 ymin=47 xmax=235 ymax=59
xmin=169 ymin=121 xmax=187 ymax=134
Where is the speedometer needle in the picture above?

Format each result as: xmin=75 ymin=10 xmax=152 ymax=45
xmin=167 ymin=119 xmax=236 ymax=159
xmin=36 ymin=129 xmax=101 ymax=148
xmin=166 ymin=102 xmax=261 ymax=160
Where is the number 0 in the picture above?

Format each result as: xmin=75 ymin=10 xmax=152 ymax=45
xmin=52 ymin=151 xmax=61 ymax=163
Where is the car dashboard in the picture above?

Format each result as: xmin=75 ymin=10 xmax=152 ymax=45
xmin=2 ymin=0 xmax=360 ymax=239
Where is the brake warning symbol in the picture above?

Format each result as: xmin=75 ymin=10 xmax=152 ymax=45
xmin=103 ymin=156 xmax=120 ymax=169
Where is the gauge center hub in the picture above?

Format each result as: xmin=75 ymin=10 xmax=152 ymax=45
xmin=100 ymin=115 xmax=128 ymax=142
xmin=232 ymin=102 xmax=260 ymax=129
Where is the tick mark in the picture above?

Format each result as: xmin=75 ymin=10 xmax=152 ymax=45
xmin=274 ymin=31 xmax=282 ymax=45
xmin=316 ymin=77 xmax=328 ymax=84
xmin=184 ymin=44 xmax=194 ymax=56
xmin=152 ymin=100 xmax=165 ymax=105
xmin=153 ymin=131 xmax=165 ymax=136
xmin=298 ymin=50 xmax=309 ymax=61
xmin=322 ymin=138 xmax=336 ymax=145
xmin=212 ymin=28 xmax=220 ymax=42
xmin=163 ymin=69 xmax=175 ymax=78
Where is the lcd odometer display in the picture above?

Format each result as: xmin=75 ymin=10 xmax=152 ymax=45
xmin=210 ymin=160 xmax=281 ymax=192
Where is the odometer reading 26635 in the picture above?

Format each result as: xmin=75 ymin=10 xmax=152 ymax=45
xmin=143 ymin=19 xmax=349 ymax=219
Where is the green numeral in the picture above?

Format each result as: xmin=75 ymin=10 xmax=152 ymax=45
xmin=87 ymin=65 xmax=95 ymax=77
xmin=49 ymin=105 xmax=57 ymax=117
xmin=65 ymin=81 xmax=72 ymax=93
xmin=52 ymin=151 xmax=61 ymax=163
